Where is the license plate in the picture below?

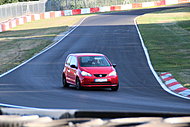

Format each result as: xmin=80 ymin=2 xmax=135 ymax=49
xmin=95 ymin=79 xmax=107 ymax=82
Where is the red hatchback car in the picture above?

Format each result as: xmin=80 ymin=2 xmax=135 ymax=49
xmin=62 ymin=53 xmax=119 ymax=91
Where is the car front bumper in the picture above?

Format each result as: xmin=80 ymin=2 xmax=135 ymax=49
xmin=79 ymin=76 xmax=119 ymax=88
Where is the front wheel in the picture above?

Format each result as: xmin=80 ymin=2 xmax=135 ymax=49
xmin=111 ymin=85 xmax=119 ymax=91
xmin=62 ymin=75 xmax=69 ymax=88
xmin=76 ymin=78 xmax=82 ymax=90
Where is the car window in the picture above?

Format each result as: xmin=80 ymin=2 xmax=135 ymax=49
xmin=66 ymin=56 xmax=72 ymax=65
xmin=70 ymin=56 xmax=78 ymax=67
xmin=79 ymin=56 xmax=111 ymax=67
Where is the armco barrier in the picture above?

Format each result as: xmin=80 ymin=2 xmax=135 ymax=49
xmin=40 ymin=13 xmax=45 ymax=19
xmin=11 ymin=19 xmax=17 ymax=28
xmin=8 ymin=21 xmax=12 ymax=29
xmin=142 ymin=2 xmax=155 ymax=8
xmin=120 ymin=4 xmax=133 ymax=10
xmin=26 ymin=15 xmax=32 ymax=23
xmin=99 ymin=6 xmax=111 ymax=12
xmin=90 ymin=7 xmax=100 ymax=13
xmin=0 ymin=25 xmax=2 ymax=32
xmin=23 ymin=17 xmax=27 ymax=24
xmin=0 ymin=0 xmax=190 ymax=32
xmin=44 ymin=12 xmax=51 ymax=19
xmin=81 ymin=8 xmax=90 ymax=14
xmin=2 ymin=22 xmax=9 ymax=31
xmin=110 ymin=6 xmax=121 ymax=11
xmin=165 ymin=0 xmax=178 ymax=5
xmin=132 ymin=3 xmax=143 ymax=8
xmin=64 ymin=10 xmax=73 ymax=16
xmin=154 ymin=0 xmax=166 ymax=6
xmin=18 ymin=18 xmax=24 ymax=25
xmin=15 ymin=18 xmax=19 ymax=26
xmin=50 ymin=12 xmax=55 ymax=18
xmin=178 ymin=0 xmax=190 ymax=3
xmin=72 ymin=9 xmax=81 ymax=15
xmin=31 ymin=14 xmax=40 ymax=21
xmin=55 ymin=11 xmax=63 ymax=17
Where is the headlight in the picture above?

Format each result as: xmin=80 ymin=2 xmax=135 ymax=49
xmin=108 ymin=71 xmax=117 ymax=76
xmin=81 ymin=71 xmax=92 ymax=76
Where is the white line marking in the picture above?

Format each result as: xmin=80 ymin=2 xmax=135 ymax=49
xmin=134 ymin=17 xmax=190 ymax=100
xmin=0 ymin=103 xmax=47 ymax=109
xmin=179 ymin=89 xmax=190 ymax=97
xmin=0 ymin=16 xmax=90 ymax=109
xmin=0 ymin=17 xmax=88 ymax=78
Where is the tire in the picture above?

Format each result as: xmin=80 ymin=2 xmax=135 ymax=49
xmin=62 ymin=75 xmax=69 ymax=88
xmin=111 ymin=85 xmax=119 ymax=91
xmin=76 ymin=78 xmax=82 ymax=90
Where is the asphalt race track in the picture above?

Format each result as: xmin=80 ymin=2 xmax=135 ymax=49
xmin=0 ymin=4 xmax=190 ymax=113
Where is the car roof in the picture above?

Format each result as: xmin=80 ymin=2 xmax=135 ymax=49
xmin=69 ymin=53 xmax=105 ymax=57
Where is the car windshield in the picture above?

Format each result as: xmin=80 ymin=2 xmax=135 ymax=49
xmin=79 ymin=56 xmax=111 ymax=67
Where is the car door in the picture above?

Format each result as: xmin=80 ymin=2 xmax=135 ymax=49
xmin=64 ymin=55 xmax=72 ymax=83
xmin=69 ymin=56 xmax=78 ymax=84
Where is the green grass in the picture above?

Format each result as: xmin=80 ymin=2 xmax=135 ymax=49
xmin=137 ymin=7 xmax=190 ymax=88
xmin=0 ymin=11 xmax=117 ymax=74
xmin=1 ymin=6 xmax=190 ymax=90
xmin=0 ymin=15 xmax=89 ymax=74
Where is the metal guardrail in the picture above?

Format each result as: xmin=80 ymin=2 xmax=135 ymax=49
xmin=0 ymin=0 xmax=159 ymax=22
xmin=45 ymin=0 xmax=160 ymax=11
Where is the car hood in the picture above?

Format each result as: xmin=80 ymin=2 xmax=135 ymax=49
xmin=80 ymin=67 xmax=114 ymax=74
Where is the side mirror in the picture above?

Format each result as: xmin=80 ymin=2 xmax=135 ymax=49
xmin=112 ymin=64 xmax=116 ymax=68
xmin=70 ymin=65 xmax=77 ymax=69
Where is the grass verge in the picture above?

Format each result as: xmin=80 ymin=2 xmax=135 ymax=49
xmin=0 ymin=15 xmax=90 ymax=74
xmin=137 ymin=7 xmax=190 ymax=88
xmin=0 ymin=11 xmax=119 ymax=75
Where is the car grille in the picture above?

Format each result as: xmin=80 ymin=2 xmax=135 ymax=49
xmin=90 ymin=81 xmax=112 ymax=84
xmin=94 ymin=74 xmax=107 ymax=77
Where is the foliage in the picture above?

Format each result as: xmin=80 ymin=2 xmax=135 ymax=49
xmin=0 ymin=0 xmax=38 ymax=5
